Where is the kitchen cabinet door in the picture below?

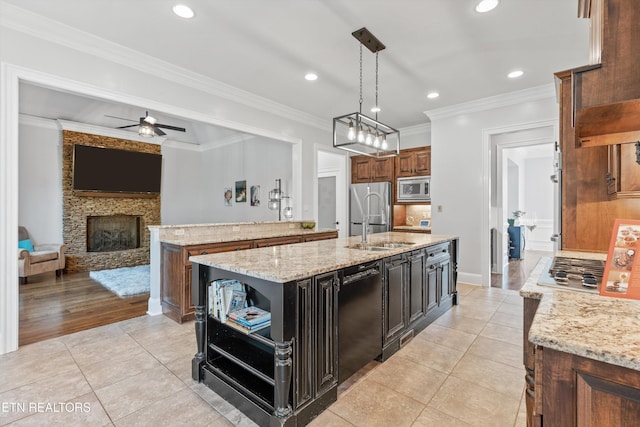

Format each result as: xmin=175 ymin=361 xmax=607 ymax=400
xmin=408 ymin=251 xmax=426 ymax=324
xmin=315 ymin=272 xmax=338 ymax=395
xmin=351 ymin=156 xmax=372 ymax=183
xmin=395 ymin=147 xmax=431 ymax=178
xmin=383 ymin=255 xmax=407 ymax=344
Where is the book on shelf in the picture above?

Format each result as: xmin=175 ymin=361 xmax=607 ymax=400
xmin=208 ymin=279 xmax=245 ymax=321
xmin=228 ymin=306 xmax=271 ymax=327
xmin=224 ymin=318 xmax=271 ymax=334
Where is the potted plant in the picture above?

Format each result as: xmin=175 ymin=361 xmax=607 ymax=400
xmin=511 ymin=210 xmax=526 ymax=226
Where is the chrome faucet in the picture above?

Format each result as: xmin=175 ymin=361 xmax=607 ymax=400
xmin=361 ymin=191 xmax=383 ymax=244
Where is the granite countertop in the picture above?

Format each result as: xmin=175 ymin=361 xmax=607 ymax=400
xmin=520 ymin=251 xmax=640 ymax=371
xmin=393 ymin=225 xmax=432 ymax=233
xmin=190 ymin=232 xmax=457 ymax=284
xmin=153 ymin=221 xmax=335 ymax=246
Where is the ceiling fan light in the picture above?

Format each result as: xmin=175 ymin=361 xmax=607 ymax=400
xmin=138 ymin=123 xmax=155 ymax=137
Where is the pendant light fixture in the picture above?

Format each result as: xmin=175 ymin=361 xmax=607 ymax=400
xmin=333 ymin=27 xmax=400 ymax=158
xmin=268 ymin=179 xmax=293 ymax=221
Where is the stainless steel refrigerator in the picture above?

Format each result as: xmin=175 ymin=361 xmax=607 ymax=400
xmin=349 ymin=182 xmax=392 ymax=237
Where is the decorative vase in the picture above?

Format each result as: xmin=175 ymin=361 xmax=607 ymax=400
xmin=507 ymin=219 xmax=515 ymax=226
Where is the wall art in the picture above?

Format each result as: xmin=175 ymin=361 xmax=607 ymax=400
xmin=250 ymin=185 xmax=260 ymax=207
xmin=235 ymin=180 xmax=247 ymax=203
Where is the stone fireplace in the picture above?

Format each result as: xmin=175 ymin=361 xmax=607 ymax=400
xmin=87 ymin=215 xmax=141 ymax=252
xmin=62 ymin=131 xmax=161 ymax=272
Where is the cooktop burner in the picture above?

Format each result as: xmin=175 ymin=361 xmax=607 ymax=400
xmin=538 ymin=256 xmax=605 ymax=293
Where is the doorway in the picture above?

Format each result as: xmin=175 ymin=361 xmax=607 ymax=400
xmin=487 ymin=121 xmax=559 ymax=287
xmin=316 ymin=149 xmax=348 ymax=237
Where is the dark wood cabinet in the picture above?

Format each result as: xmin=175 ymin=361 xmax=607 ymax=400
xmin=351 ymin=155 xmax=394 ymax=183
xmin=407 ymin=250 xmax=426 ymax=324
xmin=381 ymin=241 xmax=456 ymax=360
xmin=383 ymin=255 xmax=407 ymax=345
xmin=395 ymin=147 xmax=431 ymax=178
xmin=314 ymin=272 xmax=338 ymax=395
xmin=161 ymin=231 xmax=337 ymax=323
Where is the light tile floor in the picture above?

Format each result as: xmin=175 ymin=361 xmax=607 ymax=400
xmin=0 ymin=283 xmax=525 ymax=426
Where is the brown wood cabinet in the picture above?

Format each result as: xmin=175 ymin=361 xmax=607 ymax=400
xmin=160 ymin=230 xmax=338 ymax=323
xmin=535 ymin=347 xmax=640 ymax=427
xmin=395 ymin=147 xmax=430 ymax=178
xmin=350 ymin=155 xmax=394 ymax=183
xmin=606 ymin=143 xmax=640 ymax=198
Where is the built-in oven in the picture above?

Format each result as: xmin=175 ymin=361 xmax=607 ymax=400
xmin=397 ymin=176 xmax=430 ymax=202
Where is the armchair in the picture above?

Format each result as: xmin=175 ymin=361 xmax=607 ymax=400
xmin=18 ymin=226 xmax=66 ymax=284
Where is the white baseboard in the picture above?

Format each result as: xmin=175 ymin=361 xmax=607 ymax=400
xmin=457 ymin=272 xmax=483 ymax=286
xmin=146 ymin=298 xmax=163 ymax=316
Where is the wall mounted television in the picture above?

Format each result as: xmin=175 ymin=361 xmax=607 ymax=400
xmin=72 ymin=144 xmax=162 ymax=195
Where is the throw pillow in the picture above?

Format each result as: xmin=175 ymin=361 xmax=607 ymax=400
xmin=18 ymin=239 xmax=34 ymax=252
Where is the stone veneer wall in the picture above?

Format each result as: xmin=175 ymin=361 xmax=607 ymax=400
xmin=62 ymin=131 xmax=161 ymax=272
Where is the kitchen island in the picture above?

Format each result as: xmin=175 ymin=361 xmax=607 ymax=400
xmin=520 ymin=252 xmax=640 ymax=427
xmin=148 ymin=221 xmax=338 ymax=322
xmin=190 ymin=232 xmax=458 ymax=426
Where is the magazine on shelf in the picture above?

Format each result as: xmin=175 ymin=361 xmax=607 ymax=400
xmin=228 ymin=306 xmax=271 ymax=326
xmin=208 ymin=279 xmax=245 ymax=321
xmin=224 ymin=318 xmax=270 ymax=334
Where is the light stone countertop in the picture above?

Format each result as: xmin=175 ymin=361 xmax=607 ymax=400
xmin=150 ymin=221 xmax=334 ymax=246
xmin=520 ymin=251 xmax=640 ymax=371
xmin=190 ymin=232 xmax=457 ymax=284
xmin=393 ymin=225 xmax=432 ymax=233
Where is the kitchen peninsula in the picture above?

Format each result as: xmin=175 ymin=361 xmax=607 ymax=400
xmin=521 ymin=254 xmax=640 ymax=426
xmin=189 ymin=232 xmax=458 ymax=426
xmin=148 ymin=221 xmax=338 ymax=323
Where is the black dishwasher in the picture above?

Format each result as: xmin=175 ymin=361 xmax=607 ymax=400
xmin=338 ymin=260 xmax=383 ymax=384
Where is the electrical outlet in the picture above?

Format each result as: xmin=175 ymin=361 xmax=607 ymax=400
xmin=174 ymin=229 xmax=185 ymax=235
xmin=232 ymin=226 xmax=240 ymax=232
xmin=437 ymin=205 xmax=443 ymax=213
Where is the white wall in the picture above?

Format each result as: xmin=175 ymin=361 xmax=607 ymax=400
xmin=160 ymin=144 xmax=205 ymax=225
xmin=428 ymin=93 xmax=558 ymax=285
xmin=18 ymin=119 xmax=63 ymax=244
xmin=201 ymin=137 xmax=293 ymax=223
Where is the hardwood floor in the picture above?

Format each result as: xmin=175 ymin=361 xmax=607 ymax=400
xmin=19 ymin=271 xmax=149 ymax=346
xmin=491 ymin=250 xmax=552 ymax=291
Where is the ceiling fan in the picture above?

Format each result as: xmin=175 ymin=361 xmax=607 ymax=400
xmin=106 ymin=111 xmax=186 ymax=137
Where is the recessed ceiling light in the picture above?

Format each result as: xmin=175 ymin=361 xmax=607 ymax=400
xmin=475 ymin=0 xmax=499 ymax=13
xmin=304 ymin=73 xmax=318 ymax=81
xmin=508 ymin=70 xmax=524 ymax=79
xmin=173 ymin=4 xmax=194 ymax=19
xmin=427 ymin=92 xmax=440 ymax=99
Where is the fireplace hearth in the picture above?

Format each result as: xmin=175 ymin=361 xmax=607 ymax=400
xmin=87 ymin=215 xmax=141 ymax=252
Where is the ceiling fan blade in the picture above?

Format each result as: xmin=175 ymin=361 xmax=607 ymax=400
xmin=155 ymin=123 xmax=186 ymax=132
xmin=105 ymin=114 xmax=136 ymax=122
xmin=116 ymin=124 xmax=139 ymax=129
xmin=154 ymin=127 xmax=166 ymax=136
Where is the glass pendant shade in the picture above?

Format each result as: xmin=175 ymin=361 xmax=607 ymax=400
xmin=268 ymin=199 xmax=279 ymax=210
xmin=347 ymin=121 xmax=356 ymax=141
xmin=333 ymin=112 xmax=399 ymax=158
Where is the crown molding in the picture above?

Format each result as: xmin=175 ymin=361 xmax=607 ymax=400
xmin=0 ymin=2 xmax=328 ymax=132
xmin=424 ymin=84 xmax=556 ymax=122
xmin=400 ymin=122 xmax=431 ymax=137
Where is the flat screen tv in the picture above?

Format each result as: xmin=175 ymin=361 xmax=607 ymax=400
xmin=72 ymin=144 xmax=162 ymax=194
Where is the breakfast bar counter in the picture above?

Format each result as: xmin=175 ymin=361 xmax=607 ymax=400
xmin=520 ymin=252 xmax=640 ymax=426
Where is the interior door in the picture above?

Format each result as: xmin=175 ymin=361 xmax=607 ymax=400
xmin=318 ymin=176 xmax=337 ymax=231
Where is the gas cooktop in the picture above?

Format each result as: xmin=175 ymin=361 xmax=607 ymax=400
xmin=537 ymin=256 xmax=605 ymax=293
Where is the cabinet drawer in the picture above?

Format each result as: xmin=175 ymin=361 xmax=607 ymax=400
xmin=426 ymin=243 xmax=449 ymax=259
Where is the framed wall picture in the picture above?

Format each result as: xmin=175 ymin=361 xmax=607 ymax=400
xmin=224 ymin=188 xmax=233 ymax=206
xmin=235 ymin=180 xmax=246 ymax=203
xmin=250 ymin=185 xmax=260 ymax=206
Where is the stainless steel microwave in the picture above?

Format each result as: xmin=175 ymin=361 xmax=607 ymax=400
xmin=397 ymin=176 xmax=430 ymax=202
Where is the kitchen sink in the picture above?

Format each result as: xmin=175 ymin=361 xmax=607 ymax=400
xmin=346 ymin=243 xmax=391 ymax=251
xmin=346 ymin=241 xmax=416 ymax=251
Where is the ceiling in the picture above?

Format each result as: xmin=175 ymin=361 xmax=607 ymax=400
xmin=9 ymin=0 xmax=591 ymax=145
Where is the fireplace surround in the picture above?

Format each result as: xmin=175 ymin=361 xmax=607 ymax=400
xmin=62 ymin=131 xmax=161 ymax=272
xmin=87 ymin=215 xmax=141 ymax=252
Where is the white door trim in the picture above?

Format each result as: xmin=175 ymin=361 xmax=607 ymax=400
xmin=0 ymin=62 xmax=304 ymax=354
xmin=481 ymin=119 xmax=557 ymax=286
xmin=314 ymin=146 xmax=348 ymax=238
